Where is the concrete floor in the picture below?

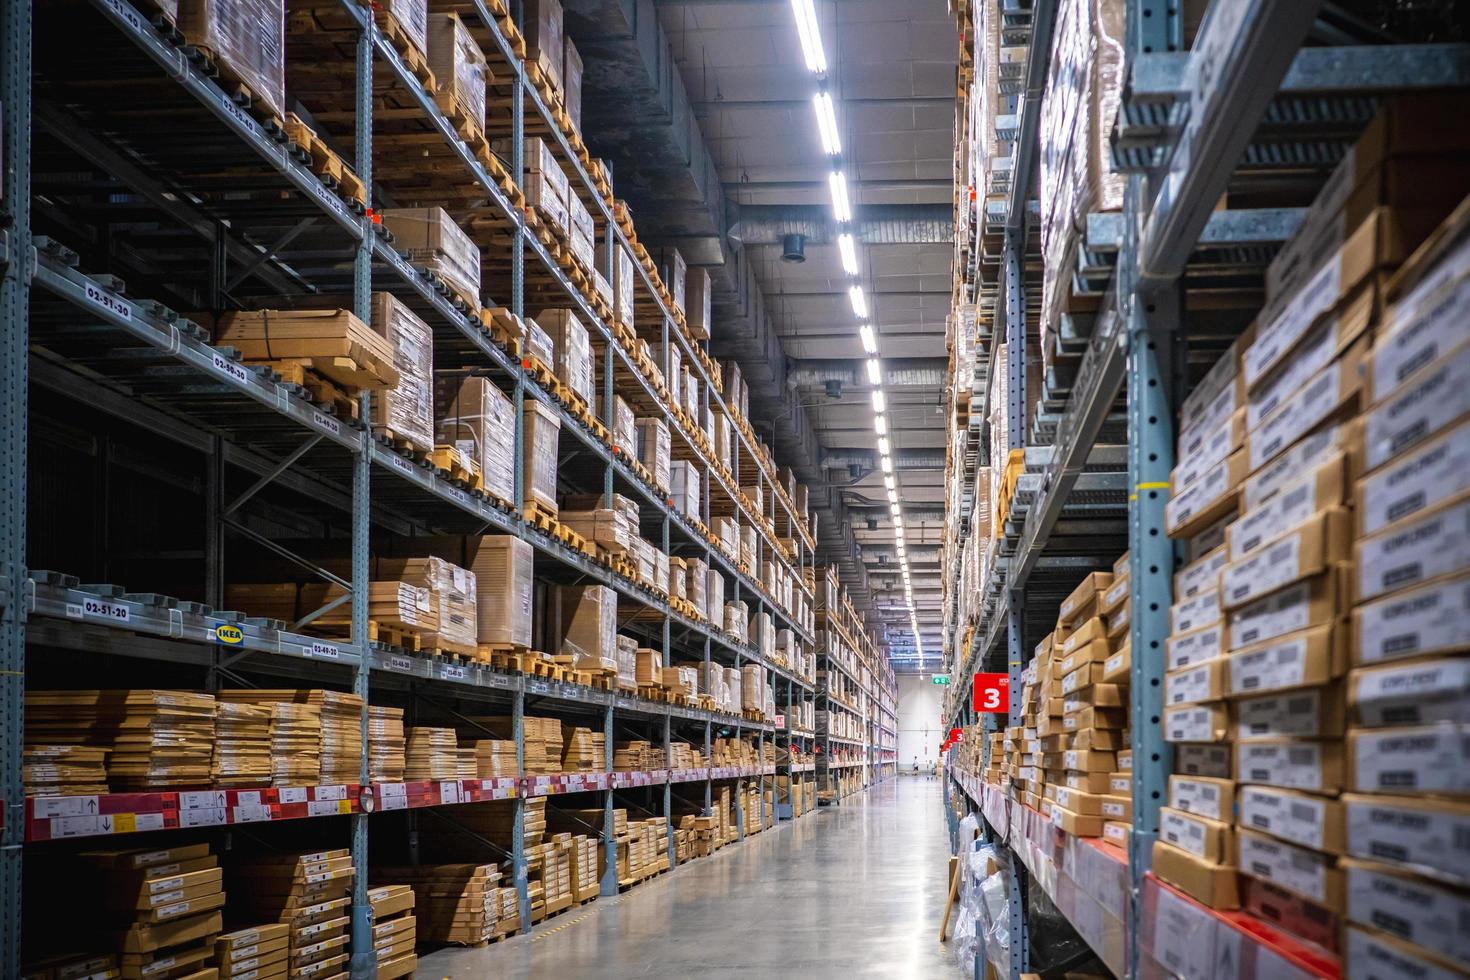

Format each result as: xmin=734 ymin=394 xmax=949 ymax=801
xmin=416 ymin=776 xmax=965 ymax=979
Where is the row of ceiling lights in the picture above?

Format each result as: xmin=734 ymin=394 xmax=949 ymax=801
xmin=789 ymin=0 xmax=923 ymax=660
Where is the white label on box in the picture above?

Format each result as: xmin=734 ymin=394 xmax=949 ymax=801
xmin=1229 ymin=582 xmax=1313 ymax=650
xmin=1237 ymin=690 xmax=1326 ymax=740
xmin=1346 ymin=863 xmax=1470 ymax=967
xmin=1165 ymin=705 xmax=1219 ymax=743
xmin=1167 ymin=662 xmax=1216 ymax=706
xmin=1354 ymin=658 xmax=1470 ymax=727
xmin=1171 ymin=778 xmax=1224 ymax=822
xmin=1347 ymin=797 xmax=1470 ymax=889
xmin=1176 ymin=414 xmax=1240 ymax=491
xmin=1266 ymin=156 xmax=1355 ymax=299
xmin=1239 ymin=742 xmax=1327 ymax=791
xmin=1240 ymin=832 xmax=1330 ymax=903
xmin=1374 ymin=241 xmax=1470 ymax=397
xmin=1232 ymin=476 xmax=1320 ymax=561
xmin=1251 ymin=359 xmax=1344 ymax=471
xmin=1230 ymin=635 xmax=1309 ymax=696
xmin=1166 ymin=456 xmax=1234 ymax=533
xmin=1244 ymin=423 xmax=1346 ymax=512
xmin=1105 ymin=577 xmax=1130 ymax=609
xmin=1177 ymin=547 xmax=1228 ymax=600
xmin=1248 ymin=262 xmax=1343 ymax=389
xmin=1174 ymin=744 xmax=1232 ymax=778
xmin=1360 ymin=425 xmax=1470 ymax=536
xmin=1161 ymin=809 xmax=1212 ymax=859
xmin=1352 ymin=726 xmax=1470 ymax=795
xmin=1366 ymin=345 xmax=1470 ymax=471
xmin=1102 ymin=801 xmax=1127 ymax=819
xmin=1357 ymin=495 xmax=1470 ymax=602
xmin=1223 ymin=533 xmax=1302 ymax=608
xmin=1168 ymin=625 xmax=1223 ymax=671
xmin=1182 ymin=343 xmax=1239 ymax=434
xmin=1105 ymin=652 xmax=1126 ymax=675
xmin=1172 ymin=588 xmax=1222 ymax=636
xmin=1111 ymin=775 xmax=1131 ymax=793
xmin=1147 ymin=869 xmax=1225 ymax=980
xmin=1357 ymin=574 xmax=1470 ymax=665
xmin=1348 ymin=927 xmax=1465 ymax=980
xmin=1239 ymin=786 xmax=1326 ymax=851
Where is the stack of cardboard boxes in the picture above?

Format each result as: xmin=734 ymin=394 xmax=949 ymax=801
xmin=376 ymin=863 xmax=516 ymax=944
xmin=229 ymin=850 xmax=354 ymax=980
xmin=367 ymin=884 xmax=416 ymax=978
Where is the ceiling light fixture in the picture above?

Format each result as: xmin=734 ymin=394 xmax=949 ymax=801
xmin=848 ymin=283 xmax=866 ymax=318
xmin=883 ymin=475 xmax=895 ymax=490
xmin=790 ymin=0 xmax=827 ymax=74
xmin=880 ymin=455 xmax=892 ymax=474
xmin=873 ymin=415 xmax=887 ymax=436
xmin=889 ymin=502 xmax=901 ymax=517
xmin=830 ymin=171 xmax=852 ymax=222
xmin=878 ymin=436 xmax=890 ymax=456
xmin=871 ymin=389 xmax=885 ymax=412
xmin=813 ymin=92 xmax=841 ymax=155
xmin=865 ymin=358 xmax=881 ymax=385
xmin=837 ymin=232 xmax=859 ymax=275
xmin=859 ymin=323 xmax=877 ymax=354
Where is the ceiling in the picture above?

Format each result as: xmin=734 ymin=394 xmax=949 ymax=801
xmin=568 ymin=0 xmax=957 ymax=667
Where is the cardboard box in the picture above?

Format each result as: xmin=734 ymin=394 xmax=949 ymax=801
xmin=1160 ymin=807 xmax=1235 ymax=865
xmin=1166 ymin=449 xmax=1247 ymax=538
xmin=522 ymin=0 xmax=564 ymax=90
xmin=1237 ymin=739 xmax=1343 ymax=794
xmin=1228 ymin=453 xmax=1351 ymax=564
xmin=1102 ymin=643 xmax=1131 ymax=684
xmin=1350 ymin=656 xmax=1470 ymax=728
xmin=1343 ymin=858 xmax=1470 ymax=969
xmin=1100 ymin=574 xmax=1130 ymax=616
xmin=1174 ymin=744 xmax=1233 ymax=779
xmin=1059 ymin=572 xmax=1112 ymax=625
xmin=1168 ymin=775 xmax=1235 ymax=824
xmin=1063 ymin=771 xmax=1115 ymax=794
xmin=1242 ymin=419 xmax=1361 ymax=513
xmin=1103 ymin=821 xmax=1130 ymax=849
xmin=436 ymin=373 xmax=515 ymax=504
xmin=1151 ymin=841 xmax=1239 ymax=910
xmin=1167 ymin=657 xmax=1227 ymax=707
xmin=1175 ymin=408 xmax=1248 ymax=494
xmin=686 ymin=267 xmax=712 ymax=340
xmin=427 ymin=12 xmax=488 ymax=136
xmin=1239 ymin=785 xmax=1345 ymax=854
xmin=1061 ymin=662 xmax=1110 ymax=696
xmin=178 ymin=0 xmax=285 ymax=121
xmin=1241 ymin=876 xmax=1341 ymax=955
xmin=1100 ymin=794 xmax=1131 ymax=823
xmin=1353 ymin=571 xmax=1470 ymax=666
xmin=1171 ymin=587 xmax=1222 ymax=636
xmin=563 ymin=36 xmax=583 ymax=129
xmin=1227 ymin=571 xmax=1345 ymax=652
xmin=1175 ymin=544 xmax=1227 ymax=600
xmin=1364 ymin=343 xmax=1470 ymax=472
xmin=1064 ymin=726 xmax=1125 ymax=750
xmin=1052 ymin=785 xmax=1103 ymax=816
xmin=379 ymin=208 xmax=481 ymax=307
xmin=1354 ymin=492 xmax=1470 ymax=603
xmin=1356 ymin=420 xmax=1469 ymax=537
xmin=1063 ymin=688 xmax=1126 ymax=716
xmin=1238 ymin=828 xmax=1344 ymax=909
xmin=1236 ymin=686 xmax=1346 ymax=741
xmin=1050 ymin=803 xmax=1103 ymax=837
xmin=1348 ymin=724 xmax=1470 ymax=795
xmin=1058 ymin=637 xmax=1113 ymax=678
xmin=1164 ymin=703 xmax=1229 ymax=744
xmin=1249 ymin=333 xmax=1370 ymax=472
xmin=1219 ymin=508 xmax=1353 ymax=610
xmin=469 ymin=535 xmax=534 ymax=648
xmin=1227 ymin=625 xmax=1347 ymax=698
xmin=1167 ymin=624 xmax=1224 ymax=672
xmin=1371 ymin=253 xmax=1470 ymax=406
xmin=1346 ymin=925 xmax=1470 ymax=980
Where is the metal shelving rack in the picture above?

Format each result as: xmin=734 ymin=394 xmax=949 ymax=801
xmin=943 ymin=1 xmax=1470 ymax=978
xmin=0 ymin=0 xmax=893 ymax=973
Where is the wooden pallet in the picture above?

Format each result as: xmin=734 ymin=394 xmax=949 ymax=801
xmin=179 ymin=40 xmax=286 ymax=134
xmin=369 ymin=620 xmax=425 ymax=651
xmin=283 ymin=113 xmax=367 ymax=206
xmin=480 ymin=306 xmax=524 ymax=356
xmin=376 ymin=8 xmax=437 ymax=91
xmin=636 ymin=685 xmax=667 ymax=704
xmin=377 ymin=427 xmax=434 ymax=461
xmin=429 ymin=444 xmax=484 ymax=490
xmin=260 ymin=359 xmax=359 ymax=420
xmin=424 ymin=638 xmax=478 ymax=660
xmin=523 ymin=500 xmax=558 ymax=535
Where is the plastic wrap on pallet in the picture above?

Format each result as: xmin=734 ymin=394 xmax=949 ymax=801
xmin=379 ymin=0 xmax=428 ymax=58
xmin=739 ymin=524 xmax=757 ymax=568
xmin=659 ymin=247 xmax=687 ymax=315
xmin=706 ymin=566 xmax=725 ymax=625
xmin=712 ymin=408 xmax=731 ymax=467
xmin=371 ymin=293 xmax=434 ymax=453
xmin=750 ymin=611 xmax=774 ymax=662
xmin=654 ymin=550 xmax=669 ymax=596
xmin=686 ymin=267 xmax=712 ymax=339
xmin=725 ymin=667 xmax=742 ymax=714
xmin=667 ymin=345 xmax=682 ymax=401
xmin=613 ymin=396 xmax=637 ymax=455
xmin=523 ymin=399 xmax=561 ymax=515
xmin=683 ymin=367 xmax=701 ymax=418
xmin=559 ymin=585 xmax=616 ymax=665
xmin=633 ymin=538 xmax=656 ymax=586
xmin=567 ymin=193 xmax=595 ymax=269
xmin=563 ymin=37 xmax=584 ymax=129
xmin=615 ymin=635 xmax=638 ymax=690
xmin=523 ymin=0 xmax=564 ymax=92
xmin=537 ymin=309 xmax=594 ymax=406
xmin=668 ymin=557 xmax=687 ymax=600
xmin=524 ymin=171 xmax=570 ymax=235
xmin=524 ymin=317 xmax=555 ymax=368
xmin=178 ymin=0 xmax=285 ymax=123
xmin=715 ymin=517 xmax=739 ymax=559
xmin=435 ymin=373 xmax=515 ymax=504
xmin=725 ymin=601 xmax=748 ymax=643
xmin=670 ymin=461 xmax=701 ymax=519
xmin=590 ymin=266 xmax=614 ymax=310
xmin=636 ymin=417 xmax=671 ymax=492
xmin=561 ymin=493 xmax=637 ymax=553
xmin=686 ymin=557 xmax=708 ymax=616
xmin=597 ymin=242 xmax=636 ymax=329
xmin=427 ymin=12 xmax=488 ymax=136
xmin=378 ymin=556 xmax=478 ymax=652
xmin=470 ymin=535 xmax=534 ymax=648
xmin=740 ymin=664 xmax=764 ymax=710
xmin=380 ymin=207 xmax=482 ymax=307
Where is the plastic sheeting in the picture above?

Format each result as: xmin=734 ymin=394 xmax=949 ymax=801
xmin=372 ymin=293 xmax=434 ymax=452
xmin=179 ymin=0 xmax=285 ymax=121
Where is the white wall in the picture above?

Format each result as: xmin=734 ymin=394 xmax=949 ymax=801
xmin=897 ymin=673 xmax=945 ymax=771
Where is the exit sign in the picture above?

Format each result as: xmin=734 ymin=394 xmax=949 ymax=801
xmin=931 ymin=675 xmax=950 ymax=685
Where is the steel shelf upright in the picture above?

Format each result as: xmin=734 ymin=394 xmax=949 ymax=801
xmin=0 ymin=0 xmax=31 ymax=974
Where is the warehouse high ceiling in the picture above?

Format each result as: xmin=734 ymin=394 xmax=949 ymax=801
xmin=566 ymin=0 xmax=956 ymax=668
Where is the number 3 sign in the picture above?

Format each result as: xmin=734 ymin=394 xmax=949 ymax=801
xmin=972 ymin=673 xmax=1010 ymax=714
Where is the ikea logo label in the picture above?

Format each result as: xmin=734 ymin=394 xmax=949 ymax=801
xmin=214 ymin=624 xmax=245 ymax=645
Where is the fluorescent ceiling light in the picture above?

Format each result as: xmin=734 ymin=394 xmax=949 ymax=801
xmin=893 ymin=515 xmax=904 ymax=529
xmin=848 ymin=284 xmax=867 ymax=318
xmin=887 ymin=489 xmax=898 ymax=503
xmin=883 ymin=475 xmax=895 ymax=490
xmin=890 ymin=502 xmax=901 ymax=517
xmin=873 ymin=415 xmax=887 ymax=436
xmin=879 ymin=455 xmax=892 ymax=473
xmin=838 ymin=232 xmax=859 ymax=275
xmin=830 ymin=171 xmax=852 ymax=222
xmin=871 ymin=389 xmax=885 ymax=412
xmin=790 ymin=0 xmax=827 ymax=74
xmin=878 ymin=437 xmax=890 ymax=456
xmin=859 ymin=323 xmax=877 ymax=354
xmin=866 ymin=358 xmax=881 ymax=385
xmin=813 ymin=93 xmax=841 ymax=155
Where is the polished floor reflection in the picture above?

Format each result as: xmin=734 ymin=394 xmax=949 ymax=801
xmin=416 ymin=776 xmax=965 ymax=979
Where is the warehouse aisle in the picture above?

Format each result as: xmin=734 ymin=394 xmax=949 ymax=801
xmin=416 ymin=778 xmax=964 ymax=979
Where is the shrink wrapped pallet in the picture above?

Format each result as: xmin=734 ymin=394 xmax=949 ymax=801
xmin=670 ymin=460 xmax=701 ymax=518
xmin=378 ymin=0 xmax=427 ymax=57
xmin=563 ymin=37 xmax=583 ymax=129
xmin=435 ymin=373 xmax=516 ymax=504
xmin=178 ymin=0 xmax=285 ymax=122
xmin=426 ymin=12 xmax=488 ymax=138
xmin=596 ymin=241 xmax=637 ymax=330
xmin=659 ymin=247 xmax=687 ymax=315
xmin=371 ymin=292 xmax=434 ymax=453
xmin=686 ymin=266 xmax=712 ymax=339
xmin=686 ymin=557 xmax=708 ymax=615
xmin=376 ymin=556 xmax=478 ymax=655
xmin=637 ymin=418 xmax=671 ymax=492
xmin=209 ymin=307 xmax=399 ymax=391
xmin=523 ymin=398 xmax=562 ymax=515
xmin=559 ymin=585 xmax=616 ymax=670
xmin=613 ymin=396 xmax=637 ymax=454
xmin=724 ymin=601 xmax=748 ymax=642
xmin=380 ymin=207 xmax=482 ymax=308
xmin=468 ymin=535 xmax=534 ymax=648
xmin=522 ymin=0 xmax=564 ymax=92
xmin=538 ymin=309 xmax=594 ymax=406
xmin=525 ymin=316 xmax=555 ymax=367
xmin=706 ymin=565 xmax=725 ymax=624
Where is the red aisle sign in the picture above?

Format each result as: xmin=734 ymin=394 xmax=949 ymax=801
xmin=972 ymin=673 xmax=1010 ymax=713
xmin=949 ymin=727 xmax=964 ymax=743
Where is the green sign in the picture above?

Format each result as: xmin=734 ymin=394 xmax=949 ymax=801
xmin=931 ymin=675 xmax=950 ymax=685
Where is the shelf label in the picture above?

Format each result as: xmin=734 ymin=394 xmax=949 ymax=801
xmin=306 ymin=800 xmax=345 ymax=817
xmin=305 ymin=642 xmax=340 ymax=661
xmin=235 ymin=791 xmax=262 ymax=806
xmin=101 ymin=0 xmax=145 ymax=33
xmin=179 ymin=808 xmax=226 ymax=828
xmin=210 ymin=351 xmax=252 ymax=389
xmin=386 ymin=655 xmax=414 ymax=673
xmin=82 ymin=280 xmax=132 ymax=322
xmin=76 ymin=597 xmax=131 ymax=623
xmin=278 ymin=787 xmax=308 ymax=804
xmin=311 ymin=411 xmax=342 ymax=437
xmin=314 ymin=785 xmax=347 ymax=801
xmin=32 ymin=795 xmax=99 ymax=818
xmin=439 ymin=781 xmax=462 ymax=804
xmin=388 ymin=453 xmax=415 ymax=476
xmin=440 ymin=664 xmax=467 ymax=681
xmin=233 ymin=805 xmax=272 ymax=823
xmin=180 ymin=791 xmax=226 ymax=810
